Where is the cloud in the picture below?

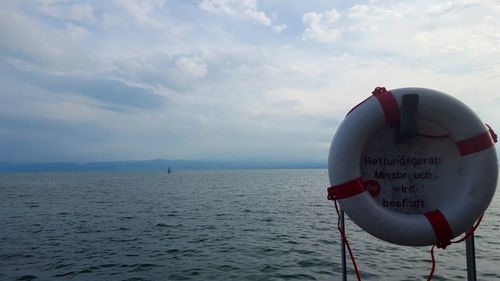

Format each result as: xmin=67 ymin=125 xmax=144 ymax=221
xmin=300 ymin=1 xmax=500 ymax=73
xmin=0 ymin=5 xmax=94 ymax=74
xmin=107 ymin=0 xmax=166 ymax=28
xmin=175 ymin=56 xmax=208 ymax=79
xmin=0 ymin=1 xmax=499 ymax=163
xmin=0 ymin=10 xmax=67 ymax=65
xmin=36 ymin=2 xmax=97 ymax=23
xmin=272 ymin=24 xmax=287 ymax=34
xmin=198 ymin=0 xmax=287 ymax=33
xmin=49 ymin=77 xmax=167 ymax=111
xmin=6 ymin=67 xmax=167 ymax=112
xmin=301 ymin=9 xmax=342 ymax=43
xmin=199 ymin=0 xmax=272 ymax=26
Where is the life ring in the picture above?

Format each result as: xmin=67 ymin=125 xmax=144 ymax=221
xmin=327 ymin=87 xmax=498 ymax=246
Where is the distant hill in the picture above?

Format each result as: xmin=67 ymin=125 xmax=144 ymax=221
xmin=0 ymin=159 xmax=326 ymax=172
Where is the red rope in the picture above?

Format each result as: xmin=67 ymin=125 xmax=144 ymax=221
xmin=418 ymin=124 xmax=497 ymax=142
xmin=426 ymin=213 xmax=484 ymax=280
xmin=333 ymin=200 xmax=362 ymax=281
xmin=331 ymin=202 xmax=484 ymax=281
xmin=485 ymin=124 xmax=497 ymax=143
xmin=417 ymin=133 xmax=450 ymax=139
xmin=452 ymin=213 xmax=484 ymax=244
xmin=427 ymin=245 xmax=436 ymax=281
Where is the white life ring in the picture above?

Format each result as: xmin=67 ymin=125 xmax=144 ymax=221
xmin=328 ymin=87 xmax=498 ymax=246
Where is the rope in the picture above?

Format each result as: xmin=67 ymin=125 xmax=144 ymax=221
xmin=426 ymin=213 xmax=484 ymax=280
xmin=416 ymin=133 xmax=450 ymax=139
xmin=333 ymin=200 xmax=362 ymax=281
xmin=427 ymin=245 xmax=437 ymax=281
xmin=331 ymin=205 xmax=484 ymax=281
xmin=485 ymin=124 xmax=497 ymax=143
xmin=418 ymin=124 xmax=493 ymax=280
xmin=331 ymin=201 xmax=484 ymax=281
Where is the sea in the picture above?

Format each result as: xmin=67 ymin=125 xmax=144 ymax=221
xmin=1 ymin=169 xmax=499 ymax=281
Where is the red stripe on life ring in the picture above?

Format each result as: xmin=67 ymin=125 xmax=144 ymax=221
xmin=327 ymin=178 xmax=365 ymax=200
xmin=425 ymin=210 xmax=453 ymax=248
xmin=372 ymin=87 xmax=400 ymax=126
xmin=456 ymin=131 xmax=495 ymax=156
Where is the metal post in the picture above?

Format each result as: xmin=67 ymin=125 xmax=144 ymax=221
xmin=341 ymin=209 xmax=347 ymax=281
xmin=466 ymin=233 xmax=477 ymax=281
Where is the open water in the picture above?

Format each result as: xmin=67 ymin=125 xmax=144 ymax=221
xmin=1 ymin=170 xmax=499 ymax=281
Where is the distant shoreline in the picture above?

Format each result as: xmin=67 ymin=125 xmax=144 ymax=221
xmin=0 ymin=159 xmax=327 ymax=173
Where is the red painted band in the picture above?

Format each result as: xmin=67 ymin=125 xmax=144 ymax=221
xmin=327 ymin=178 xmax=365 ymax=200
xmin=373 ymin=89 xmax=400 ymax=126
xmin=456 ymin=131 xmax=495 ymax=156
xmin=425 ymin=210 xmax=453 ymax=246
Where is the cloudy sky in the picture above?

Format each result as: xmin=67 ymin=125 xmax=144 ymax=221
xmin=1 ymin=0 xmax=499 ymax=163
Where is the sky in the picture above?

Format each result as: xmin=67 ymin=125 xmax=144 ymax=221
xmin=1 ymin=0 xmax=499 ymax=163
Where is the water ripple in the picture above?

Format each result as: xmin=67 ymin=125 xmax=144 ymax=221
xmin=0 ymin=170 xmax=498 ymax=280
